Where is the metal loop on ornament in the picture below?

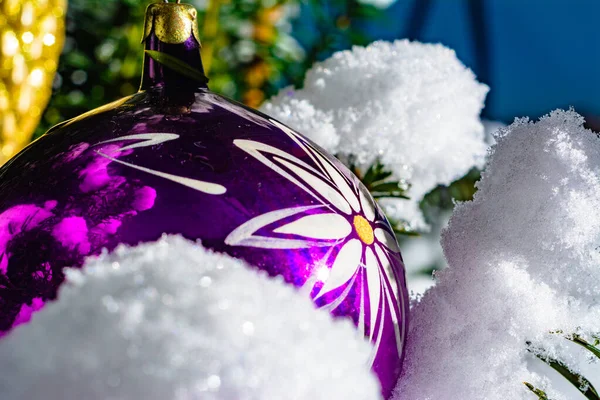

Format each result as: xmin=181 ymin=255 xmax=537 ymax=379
xmin=145 ymin=0 xmax=200 ymax=44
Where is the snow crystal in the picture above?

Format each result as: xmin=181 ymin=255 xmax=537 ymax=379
xmin=262 ymin=40 xmax=488 ymax=230
xmin=394 ymin=110 xmax=600 ymax=399
xmin=0 ymin=236 xmax=381 ymax=400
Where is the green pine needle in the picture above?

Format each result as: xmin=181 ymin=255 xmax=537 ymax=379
xmin=144 ymin=50 xmax=208 ymax=84
xmin=361 ymin=160 xmax=393 ymax=186
xmin=528 ymin=345 xmax=600 ymax=400
xmin=358 ymin=160 xmax=409 ymax=198
xmin=524 ymin=382 xmax=549 ymax=399
xmin=568 ymin=334 xmax=600 ymax=360
xmin=369 ymin=181 xmax=411 ymax=199
xmin=542 ymin=355 xmax=599 ymax=400
xmin=350 ymin=158 xmax=416 ymax=237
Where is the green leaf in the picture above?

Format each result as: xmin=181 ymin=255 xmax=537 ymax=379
xmin=524 ymin=382 xmax=549 ymax=399
xmin=534 ymin=353 xmax=600 ymax=400
xmin=568 ymin=334 xmax=600 ymax=360
xmin=144 ymin=50 xmax=208 ymax=84
xmin=369 ymin=181 xmax=410 ymax=199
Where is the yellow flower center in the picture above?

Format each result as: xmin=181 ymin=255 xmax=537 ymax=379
xmin=353 ymin=215 xmax=374 ymax=245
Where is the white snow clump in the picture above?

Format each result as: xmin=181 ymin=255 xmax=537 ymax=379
xmin=262 ymin=39 xmax=489 ymax=230
xmin=394 ymin=109 xmax=600 ymax=400
xmin=0 ymin=235 xmax=381 ymax=400
xmin=356 ymin=0 xmax=398 ymax=10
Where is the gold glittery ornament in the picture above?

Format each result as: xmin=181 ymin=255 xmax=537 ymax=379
xmin=0 ymin=0 xmax=66 ymax=165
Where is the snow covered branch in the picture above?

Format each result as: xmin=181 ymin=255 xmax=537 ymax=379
xmin=395 ymin=110 xmax=600 ymax=400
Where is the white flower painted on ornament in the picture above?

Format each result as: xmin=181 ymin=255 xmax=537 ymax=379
xmin=225 ymin=119 xmax=406 ymax=364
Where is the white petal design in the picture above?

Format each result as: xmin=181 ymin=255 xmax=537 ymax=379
xmin=316 ymin=150 xmax=361 ymax=213
xmin=234 ymin=139 xmax=331 ymax=204
xmin=94 ymin=134 xmax=227 ymax=195
xmin=270 ymin=119 xmax=329 ymax=177
xmin=358 ymin=270 xmax=366 ymax=338
xmin=382 ymin=265 xmax=404 ymax=358
xmin=274 ymin=156 xmax=352 ymax=215
xmin=268 ymin=118 xmax=361 ymax=214
xmin=225 ymin=205 xmax=334 ymax=249
xmin=94 ymin=133 xmax=180 ymax=151
xmin=96 ymin=151 xmax=226 ymax=195
xmin=315 ymin=239 xmax=363 ymax=299
xmin=274 ymin=213 xmax=351 ymax=240
xmin=358 ymin=184 xmax=377 ymax=222
xmin=364 ymin=247 xmax=381 ymax=340
xmin=374 ymin=243 xmax=404 ymax=356
xmin=320 ymin=272 xmax=358 ymax=313
xmin=374 ymin=243 xmax=400 ymax=308
xmin=374 ymin=228 xmax=401 ymax=253
xmin=367 ymin=287 xmax=386 ymax=367
xmin=234 ymin=139 xmax=325 ymax=178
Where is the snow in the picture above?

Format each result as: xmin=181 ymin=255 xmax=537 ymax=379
xmin=262 ymin=40 xmax=488 ymax=231
xmin=400 ymin=210 xmax=451 ymax=298
xmin=394 ymin=110 xmax=600 ymax=400
xmin=0 ymin=236 xmax=381 ymax=400
xmin=356 ymin=0 xmax=398 ymax=10
xmin=482 ymin=119 xmax=506 ymax=146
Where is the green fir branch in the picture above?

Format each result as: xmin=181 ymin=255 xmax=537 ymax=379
xmin=353 ymin=159 xmax=410 ymax=200
xmin=360 ymin=160 xmax=392 ymax=186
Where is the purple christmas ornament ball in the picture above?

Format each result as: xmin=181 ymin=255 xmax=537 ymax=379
xmin=0 ymin=2 xmax=409 ymax=397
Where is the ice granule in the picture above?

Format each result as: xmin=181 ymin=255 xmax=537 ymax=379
xmin=394 ymin=110 xmax=600 ymax=399
xmin=262 ymin=40 xmax=488 ymax=230
xmin=0 ymin=235 xmax=381 ymax=400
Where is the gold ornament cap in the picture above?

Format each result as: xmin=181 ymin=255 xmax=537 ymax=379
xmin=142 ymin=1 xmax=201 ymax=45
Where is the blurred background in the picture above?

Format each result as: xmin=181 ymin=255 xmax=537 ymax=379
xmin=23 ymin=0 xmax=600 ymax=137
xmin=1 ymin=0 xmax=599 ymax=293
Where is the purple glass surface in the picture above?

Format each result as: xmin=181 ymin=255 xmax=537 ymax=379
xmin=0 ymin=13 xmax=409 ymax=398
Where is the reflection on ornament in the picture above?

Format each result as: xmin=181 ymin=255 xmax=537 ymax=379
xmin=0 ymin=0 xmax=66 ymax=165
